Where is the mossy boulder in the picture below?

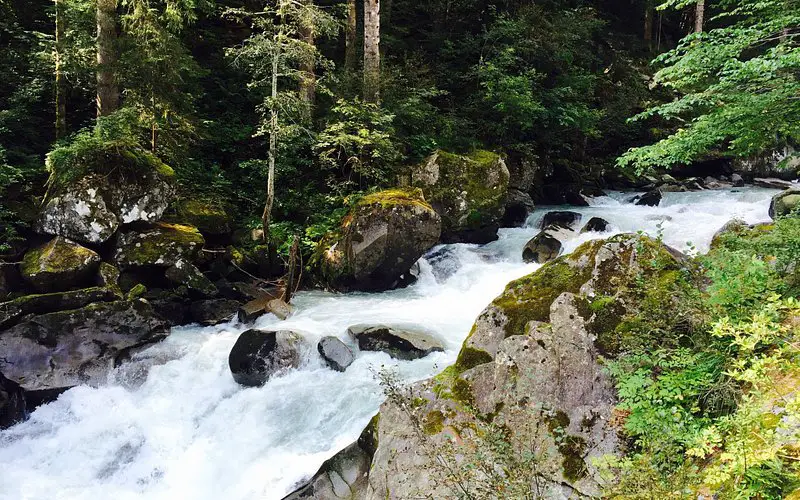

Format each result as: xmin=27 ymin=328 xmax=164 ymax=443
xmin=314 ymin=189 xmax=441 ymax=292
xmin=20 ymin=237 xmax=101 ymax=293
xmin=770 ymin=188 xmax=800 ymax=219
xmin=115 ymin=223 xmax=205 ymax=268
xmin=0 ymin=300 xmax=169 ymax=390
xmin=412 ymin=150 xmax=510 ymax=243
xmin=38 ymin=149 xmax=175 ymax=244
xmin=176 ymin=199 xmax=233 ymax=236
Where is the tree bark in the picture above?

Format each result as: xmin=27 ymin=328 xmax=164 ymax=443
xmin=694 ymin=0 xmax=705 ymax=33
xmin=55 ymin=0 xmax=66 ymax=138
xmin=363 ymin=0 xmax=380 ymax=103
xmin=299 ymin=0 xmax=316 ymax=108
xmin=644 ymin=1 xmax=653 ymax=49
xmin=96 ymin=0 xmax=119 ymax=117
xmin=345 ymin=0 xmax=357 ymax=72
xmin=262 ymin=48 xmax=278 ymax=244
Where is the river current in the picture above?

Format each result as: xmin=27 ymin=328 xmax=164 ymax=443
xmin=0 ymin=188 xmax=779 ymax=500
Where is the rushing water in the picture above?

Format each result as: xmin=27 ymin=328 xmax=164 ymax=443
xmin=0 ymin=188 xmax=779 ymax=500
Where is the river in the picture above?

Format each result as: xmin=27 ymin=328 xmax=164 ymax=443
xmin=0 ymin=187 xmax=778 ymax=500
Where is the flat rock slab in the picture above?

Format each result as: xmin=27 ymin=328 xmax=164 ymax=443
xmin=348 ymin=325 xmax=445 ymax=361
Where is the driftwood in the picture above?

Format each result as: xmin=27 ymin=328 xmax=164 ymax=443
xmin=238 ymin=235 xmax=302 ymax=323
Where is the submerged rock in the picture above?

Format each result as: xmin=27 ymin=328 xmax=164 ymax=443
xmin=412 ymin=150 xmax=510 ymax=243
xmin=769 ymin=188 xmax=800 ymax=219
xmin=581 ymin=216 xmax=610 ymax=233
xmin=0 ymin=300 xmax=170 ymax=390
xmin=0 ymin=371 xmax=26 ymax=430
xmin=318 ymin=336 xmax=355 ymax=372
xmin=348 ymin=325 xmax=445 ymax=360
xmin=229 ymin=329 xmax=307 ymax=387
xmin=21 ymin=237 xmax=101 ymax=293
xmin=635 ymin=188 xmax=662 ymax=206
xmin=539 ymin=210 xmax=582 ymax=230
xmin=522 ymin=231 xmax=562 ymax=264
xmin=315 ymin=189 xmax=441 ymax=292
xmin=115 ymin=223 xmax=205 ymax=268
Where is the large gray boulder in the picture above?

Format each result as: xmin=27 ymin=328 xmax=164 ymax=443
xmin=348 ymin=325 xmax=444 ymax=361
xmin=411 ymin=150 xmax=510 ymax=243
xmin=732 ymin=147 xmax=800 ymax=181
xmin=228 ymin=329 xmax=308 ymax=387
xmin=769 ymin=188 xmax=800 ymax=219
xmin=362 ymin=234 xmax=697 ymax=498
xmin=0 ymin=300 xmax=170 ymax=390
xmin=38 ymin=160 xmax=175 ymax=245
xmin=20 ymin=237 xmax=101 ymax=292
xmin=315 ymin=189 xmax=441 ymax=292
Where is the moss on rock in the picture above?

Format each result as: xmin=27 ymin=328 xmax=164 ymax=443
xmin=176 ymin=199 xmax=233 ymax=236
xmin=412 ymin=150 xmax=510 ymax=241
xmin=115 ymin=223 xmax=205 ymax=268
xmin=21 ymin=237 xmax=101 ymax=293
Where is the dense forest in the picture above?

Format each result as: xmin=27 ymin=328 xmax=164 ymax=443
xmin=0 ymin=0 xmax=799 ymax=498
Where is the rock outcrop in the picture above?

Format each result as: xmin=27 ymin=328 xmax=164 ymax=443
xmin=412 ymin=150 xmax=510 ymax=243
xmin=229 ymin=329 xmax=308 ymax=387
xmin=315 ymin=189 xmax=441 ymax=292
xmin=361 ymin=234 xmax=698 ymax=498
xmin=348 ymin=325 xmax=445 ymax=360
xmin=770 ymin=188 xmax=800 ymax=219
xmin=20 ymin=237 xmax=101 ymax=293
xmin=0 ymin=300 xmax=170 ymax=390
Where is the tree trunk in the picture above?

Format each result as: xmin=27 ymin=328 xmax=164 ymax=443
xmin=363 ymin=0 xmax=380 ymax=103
xmin=694 ymin=0 xmax=705 ymax=33
xmin=299 ymin=0 xmax=316 ymax=108
xmin=55 ymin=0 xmax=66 ymax=138
xmin=644 ymin=1 xmax=653 ymax=49
xmin=345 ymin=0 xmax=357 ymax=72
xmin=96 ymin=0 xmax=119 ymax=117
xmin=262 ymin=48 xmax=278 ymax=244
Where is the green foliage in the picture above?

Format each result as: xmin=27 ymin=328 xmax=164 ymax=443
xmin=605 ymin=221 xmax=800 ymax=498
xmin=315 ymin=99 xmax=401 ymax=188
xmin=619 ymin=0 xmax=800 ymax=171
xmin=46 ymin=109 xmax=173 ymax=193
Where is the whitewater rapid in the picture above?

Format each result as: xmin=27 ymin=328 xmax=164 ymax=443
xmin=0 ymin=188 xmax=779 ymax=500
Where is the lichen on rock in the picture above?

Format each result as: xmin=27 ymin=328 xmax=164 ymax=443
xmin=20 ymin=237 xmax=101 ymax=293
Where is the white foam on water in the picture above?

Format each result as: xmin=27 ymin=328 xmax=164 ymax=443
xmin=0 ymin=187 xmax=778 ymax=500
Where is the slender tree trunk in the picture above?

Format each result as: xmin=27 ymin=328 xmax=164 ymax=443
xmin=694 ymin=0 xmax=705 ymax=33
xmin=345 ymin=0 xmax=357 ymax=72
xmin=299 ymin=0 xmax=316 ymax=108
xmin=96 ymin=0 xmax=119 ymax=117
xmin=55 ymin=0 xmax=67 ymax=138
xmin=363 ymin=0 xmax=380 ymax=103
xmin=644 ymin=1 xmax=653 ymax=49
xmin=262 ymin=48 xmax=278 ymax=244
